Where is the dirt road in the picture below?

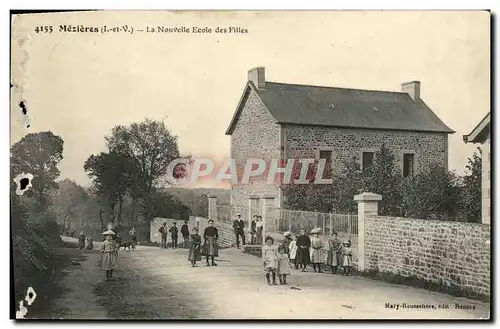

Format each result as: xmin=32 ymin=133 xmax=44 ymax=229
xmin=54 ymin=237 xmax=490 ymax=319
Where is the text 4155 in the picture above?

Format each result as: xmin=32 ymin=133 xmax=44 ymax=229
xmin=35 ymin=26 xmax=53 ymax=33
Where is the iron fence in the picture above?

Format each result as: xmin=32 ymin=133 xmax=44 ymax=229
xmin=213 ymin=204 xmax=358 ymax=240
xmin=275 ymin=209 xmax=358 ymax=237
xmin=216 ymin=204 xmax=250 ymax=226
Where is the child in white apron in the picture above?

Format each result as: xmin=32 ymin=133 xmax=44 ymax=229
xmin=288 ymin=235 xmax=298 ymax=269
xmin=262 ymin=236 xmax=279 ymax=285
xmin=277 ymin=239 xmax=291 ymax=284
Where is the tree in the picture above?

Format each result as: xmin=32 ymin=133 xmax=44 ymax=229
xmin=48 ymin=179 xmax=88 ymax=233
xmin=11 ymin=131 xmax=64 ymax=209
xmin=152 ymin=190 xmax=191 ymax=220
xmin=105 ymin=119 xmax=181 ymax=193
xmin=330 ymin=156 xmax=364 ymax=213
xmin=401 ymin=163 xmax=462 ymax=220
xmin=104 ymin=119 xmax=185 ymax=221
xmin=282 ymin=145 xmax=402 ymax=215
xmin=362 ymin=144 xmax=403 ymax=216
xmin=462 ymin=148 xmax=482 ymax=222
xmin=281 ymin=158 xmax=335 ymax=212
xmin=84 ymin=152 xmax=136 ymax=224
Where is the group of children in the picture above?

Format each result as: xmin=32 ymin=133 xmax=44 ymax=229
xmin=262 ymin=236 xmax=292 ymax=285
xmin=186 ymin=219 xmax=220 ymax=267
xmin=78 ymin=230 xmax=94 ymax=250
xmin=261 ymin=228 xmax=353 ymax=285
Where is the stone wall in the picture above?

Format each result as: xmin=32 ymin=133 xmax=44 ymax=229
xmin=230 ymin=88 xmax=281 ymax=207
xmin=364 ymin=214 xmax=490 ymax=296
xmin=150 ymin=216 xmax=237 ymax=248
xmin=284 ymin=125 xmax=447 ymax=175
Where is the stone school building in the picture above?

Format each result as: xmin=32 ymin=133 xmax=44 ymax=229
xmin=225 ymin=67 xmax=454 ymax=208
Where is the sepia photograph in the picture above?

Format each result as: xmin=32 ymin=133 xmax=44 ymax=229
xmin=9 ymin=10 xmax=491 ymax=320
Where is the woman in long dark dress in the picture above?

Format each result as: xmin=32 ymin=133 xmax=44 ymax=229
xmin=296 ymin=229 xmax=311 ymax=272
xmin=203 ymin=219 xmax=219 ymax=266
xmin=256 ymin=216 xmax=264 ymax=245
xmin=250 ymin=215 xmax=257 ymax=245
xmin=188 ymin=227 xmax=202 ymax=267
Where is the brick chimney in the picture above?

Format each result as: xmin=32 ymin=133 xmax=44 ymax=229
xmin=401 ymin=81 xmax=421 ymax=101
xmin=248 ymin=67 xmax=265 ymax=90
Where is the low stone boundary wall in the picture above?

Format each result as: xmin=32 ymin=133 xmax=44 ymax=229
xmin=364 ymin=214 xmax=490 ymax=298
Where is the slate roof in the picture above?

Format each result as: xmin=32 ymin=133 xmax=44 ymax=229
xmin=225 ymin=81 xmax=455 ymax=135
xmin=463 ymin=112 xmax=490 ymax=143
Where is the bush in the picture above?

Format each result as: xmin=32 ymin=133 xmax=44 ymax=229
xmin=11 ymin=195 xmax=62 ymax=303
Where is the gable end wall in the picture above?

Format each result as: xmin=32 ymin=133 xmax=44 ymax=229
xmin=230 ymin=88 xmax=281 ymax=208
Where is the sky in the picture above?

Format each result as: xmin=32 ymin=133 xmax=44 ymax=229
xmin=10 ymin=11 xmax=490 ymax=188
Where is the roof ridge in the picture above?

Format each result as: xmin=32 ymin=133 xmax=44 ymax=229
xmin=265 ymin=81 xmax=407 ymax=95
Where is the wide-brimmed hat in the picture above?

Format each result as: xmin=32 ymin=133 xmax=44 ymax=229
xmin=236 ymin=213 xmax=241 ymax=216
xmin=102 ymin=230 xmax=116 ymax=235
xmin=310 ymin=228 xmax=321 ymax=234
xmin=283 ymin=231 xmax=291 ymax=237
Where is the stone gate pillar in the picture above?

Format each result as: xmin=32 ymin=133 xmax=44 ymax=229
xmin=208 ymin=195 xmax=218 ymax=221
xmin=354 ymin=192 xmax=382 ymax=272
xmin=261 ymin=195 xmax=277 ymax=239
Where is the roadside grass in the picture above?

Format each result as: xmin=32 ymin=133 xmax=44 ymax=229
xmin=16 ymin=241 xmax=86 ymax=319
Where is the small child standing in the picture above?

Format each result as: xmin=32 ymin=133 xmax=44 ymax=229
xmin=101 ymin=230 xmax=118 ymax=280
xmin=310 ymin=228 xmax=325 ymax=273
xmin=288 ymin=235 xmax=298 ymax=269
xmin=188 ymin=227 xmax=202 ymax=267
xmin=340 ymin=240 xmax=353 ymax=275
xmin=262 ymin=236 xmax=279 ymax=285
xmin=277 ymin=239 xmax=291 ymax=284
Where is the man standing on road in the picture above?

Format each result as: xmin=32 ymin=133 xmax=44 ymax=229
xmin=169 ymin=222 xmax=179 ymax=249
xmin=232 ymin=213 xmax=246 ymax=249
xmin=159 ymin=222 xmax=168 ymax=249
xmin=181 ymin=220 xmax=190 ymax=248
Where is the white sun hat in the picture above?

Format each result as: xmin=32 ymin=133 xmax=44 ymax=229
xmin=310 ymin=228 xmax=321 ymax=234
